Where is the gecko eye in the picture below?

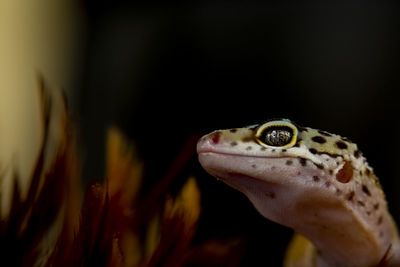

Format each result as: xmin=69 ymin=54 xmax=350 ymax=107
xmin=255 ymin=120 xmax=298 ymax=148
xmin=263 ymin=127 xmax=293 ymax=146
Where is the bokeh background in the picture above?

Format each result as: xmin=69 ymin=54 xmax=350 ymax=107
xmin=79 ymin=2 xmax=400 ymax=265
xmin=3 ymin=1 xmax=400 ymax=266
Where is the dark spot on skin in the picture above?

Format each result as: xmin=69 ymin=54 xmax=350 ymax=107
xmin=271 ymin=166 xmax=276 ymax=170
xmin=318 ymin=130 xmax=332 ymax=137
xmin=329 ymin=170 xmax=333 ymax=175
xmin=341 ymin=137 xmax=351 ymax=142
xmin=335 ymin=141 xmax=348 ymax=149
xmin=242 ymin=137 xmax=253 ymax=142
xmin=246 ymin=146 xmax=252 ymax=150
xmin=313 ymin=176 xmax=320 ymax=182
xmin=320 ymin=152 xmax=342 ymax=158
xmin=378 ymin=215 xmax=383 ymax=225
xmin=354 ymin=150 xmax=361 ymax=158
xmin=230 ymin=141 xmax=238 ymax=146
xmin=286 ymin=160 xmax=293 ymax=166
xmin=346 ymin=191 xmax=355 ymax=201
xmin=309 ymin=148 xmax=317 ymax=154
xmin=359 ymin=170 xmax=362 ymax=176
xmin=366 ymin=211 xmax=371 ymax=216
xmin=362 ymin=185 xmax=371 ymax=196
xmin=272 ymin=149 xmax=276 ymax=152
xmin=373 ymin=203 xmax=379 ymax=210
xmin=299 ymin=158 xmax=307 ymax=166
xmin=297 ymin=171 xmax=301 ymax=175
xmin=298 ymin=126 xmax=308 ymax=132
xmin=336 ymin=161 xmax=353 ymax=183
xmin=325 ymin=181 xmax=331 ymax=188
xmin=357 ymin=201 xmax=365 ymax=206
xmin=282 ymin=149 xmax=287 ymax=152
xmin=315 ymin=163 xmax=324 ymax=170
xmin=251 ymin=164 xmax=257 ymax=168
xmin=336 ymin=189 xmax=342 ymax=196
xmin=229 ymin=129 xmax=238 ymax=133
xmin=264 ymin=191 xmax=276 ymax=199
xmin=312 ymin=136 xmax=327 ymax=144
xmin=294 ymin=138 xmax=302 ymax=147
xmin=260 ymin=147 xmax=266 ymax=151
xmin=211 ymin=131 xmax=221 ymax=144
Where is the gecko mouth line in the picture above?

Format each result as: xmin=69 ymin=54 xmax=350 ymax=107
xmin=198 ymin=150 xmax=298 ymax=160
xmin=198 ymin=151 xmax=325 ymax=169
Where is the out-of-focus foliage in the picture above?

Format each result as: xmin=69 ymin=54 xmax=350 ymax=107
xmin=0 ymin=76 xmax=82 ymax=266
xmin=0 ymin=79 xmax=244 ymax=267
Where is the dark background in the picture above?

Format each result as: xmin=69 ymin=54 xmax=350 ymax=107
xmin=77 ymin=1 xmax=400 ymax=265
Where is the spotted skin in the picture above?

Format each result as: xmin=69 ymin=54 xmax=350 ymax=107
xmin=197 ymin=119 xmax=400 ymax=267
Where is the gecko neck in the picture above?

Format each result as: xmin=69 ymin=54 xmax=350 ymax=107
xmin=279 ymin=181 xmax=400 ymax=267
xmin=306 ymin=210 xmax=400 ymax=267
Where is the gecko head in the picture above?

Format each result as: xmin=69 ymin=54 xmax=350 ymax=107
xmin=197 ymin=119 xmax=374 ymax=226
xmin=198 ymin=119 xmax=393 ymax=266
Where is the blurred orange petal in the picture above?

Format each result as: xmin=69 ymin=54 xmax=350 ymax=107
xmin=106 ymin=127 xmax=143 ymax=207
xmin=144 ymin=213 xmax=161 ymax=262
xmin=146 ymin=177 xmax=201 ymax=266
xmin=164 ymin=177 xmax=201 ymax=227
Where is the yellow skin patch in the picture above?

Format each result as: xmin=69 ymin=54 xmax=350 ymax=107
xmin=197 ymin=119 xmax=400 ymax=267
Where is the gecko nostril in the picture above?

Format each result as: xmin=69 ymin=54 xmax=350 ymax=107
xmin=211 ymin=131 xmax=221 ymax=144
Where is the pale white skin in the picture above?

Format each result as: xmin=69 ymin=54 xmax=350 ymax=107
xmin=197 ymin=120 xmax=400 ymax=267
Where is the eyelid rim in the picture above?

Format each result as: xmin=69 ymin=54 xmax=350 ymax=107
xmin=255 ymin=120 xmax=298 ymax=148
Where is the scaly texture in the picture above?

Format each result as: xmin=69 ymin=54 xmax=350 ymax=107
xmin=197 ymin=119 xmax=400 ymax=267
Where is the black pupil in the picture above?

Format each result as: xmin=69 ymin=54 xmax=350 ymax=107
xmin=261 ymin=126 xmax=293 ymax=147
